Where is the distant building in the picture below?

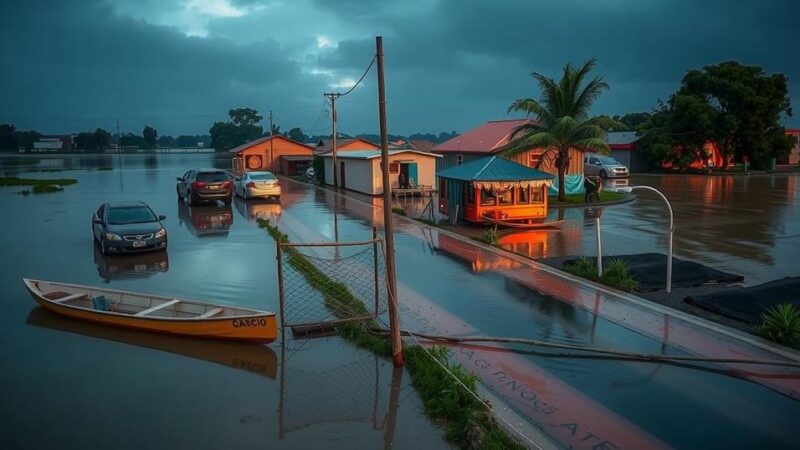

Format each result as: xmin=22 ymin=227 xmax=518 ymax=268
xmin=230 ymin=135 xmax=314 ymax=175
xmin=315 ymin=137 xmax=379 ymax=154
xmin=782 ymin=129 xmax=800 ymax=165
xmin=32 ymin=135 xmax=72 ymax=152
xmin=607 ymin=132 xmax=650 ymax=172
xmin=321 ymin=149 xmax=440 ymax=195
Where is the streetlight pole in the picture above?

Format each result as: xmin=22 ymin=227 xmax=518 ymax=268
xmin=616 ymin=185 xmax=674 ymax=293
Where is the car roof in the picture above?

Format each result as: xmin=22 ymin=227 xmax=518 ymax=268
xmin=106 ymin=201 xmax=150 ymax=209
xmin=246 ymin=171 xmax=276 ymax=176
xmin=194 ymin=168 xmax=228 ymax=173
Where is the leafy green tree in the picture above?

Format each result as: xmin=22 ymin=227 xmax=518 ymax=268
xmin=119 ymin=133 xmax=145 ymax=149
xmin=74 ymin=132 xmax=92 ymax=150
xmin=674 ymin=61 xmax=793 ymax=169
xmin=503 ymin=58 xmax=622 ymax=200
xmin=0 ymin=124 xmax=17 ymax=151
xmin=610 ymin=112 xmax=652 ymax=131
xmin=210 ymin=107 xmax=264 ymax=151
xmin=142 ymin=125 xmax=158 ymax=148
xmin=91 ymin=128 xmax=111 ymax=151
xmin=157 ymin=135 xmax=175 ymax=147
xmin=287 ymin=127 xmax=307 ymax=142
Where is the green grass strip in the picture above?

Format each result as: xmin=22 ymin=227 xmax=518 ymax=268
xmin=31 ymin=184 xmax=64 ymax=194
xmin=549 ymin=190 xmax=625 ymax=205
xmin=257 ymin=218 xmax=524 ymax=449
xmin=0 ymin=176 xmax=77 ymax=187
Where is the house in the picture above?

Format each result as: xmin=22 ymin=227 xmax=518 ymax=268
xmin=32 ymin=135 xmax=72 ymax=152
xmin=314 ymin=137 xmax=379 ymax=154
xmin=436 ymin=156 xmax=554 ymax=224
xmin=230 ymin=136 xmax=314 ymax=175
xmin=432 ymin=119 xmax=584 ymax=195
xmin=607 ymin=132 xmax=650 ymax=172
xmin=321 ymin=149 xmax=441 ymax=195
xmin=781 ymin=129 xmax=800 ymax=165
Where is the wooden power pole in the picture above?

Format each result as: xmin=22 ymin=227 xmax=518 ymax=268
xmin=269 ymin=110 xmax=274 ymax=171
xmin=376 ymin=35 xmax=403 ymax=367
xmin=324 ymin=92 xmax=341 ymax=188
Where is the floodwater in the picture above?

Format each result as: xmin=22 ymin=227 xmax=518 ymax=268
xmin=2 ymin=154 xmax=799 ymax=450
xmin=0 ymin=154 xmax=449 ymax=450
xmin=398 ymin=173 xmax=800 ymax=286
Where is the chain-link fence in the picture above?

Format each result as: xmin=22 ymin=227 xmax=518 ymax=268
xmin=277 ymin=237 xmax=389 ymax=330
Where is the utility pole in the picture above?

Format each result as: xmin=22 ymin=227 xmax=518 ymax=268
xmin=324 ymin=92 xmax=341 ymax=188
xmin=376 ymin=35 xmax=403 ymax=367
xmin=269 ymin=110 xmax=275 ymax=172
xmin=116 ymin=119 xmax=122 ymax=190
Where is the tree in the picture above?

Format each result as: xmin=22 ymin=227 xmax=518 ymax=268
xmin=503 ymin=58 xmax=622 ymax=201
xmin=673 ymin=61 xmax=793 ymax=169
xmin=91 ymin=128 xmax=111 ymax=151
xmin=119 ymin=133 xmax=145 ymax=149
xmin=287 ymin=127 xmax=307 ymax=142
xmin=142 ymin=125 xmax=158 ymax=149
xmin=157 ymin=135 xmax=175 ymax=147
xmin=74 ymin=132 xmax=92 ymax=150
xmin=0 ymin=124 xmax=16 ymax=151
xmin=210 ymin=107 xmax=264 ymax=151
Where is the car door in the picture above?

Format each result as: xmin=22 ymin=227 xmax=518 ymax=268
xmin=236 ymin=172 xmax=247 ymax=195
xmin=180 ymin=170 xmax=194 ymax=196
xmin=586 ymin=156 xmax=599 ymax=176
xmin=92 ymin=204 xmax=106 ymax=240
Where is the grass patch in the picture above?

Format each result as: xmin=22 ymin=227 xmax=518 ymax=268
xmin=256 ymin=218 xmax=523 ymax=449
xmin=482 ymin=226 xmax=500 ymax=245
xmin=31 ymin=184 xmax=64 ymax=194
xmin=392 ymin=207 xmax=407 ymax=216
xmin=549 ymin=191 xmax=626 ymax=206
xmin=564 ymin=257 xmax=640 ymax=292
xmin=98 ymin=167 xmax=114 ymax=171
xmin=755 ymin=303 xmax=800 ymax=348
xmin=0 ymin=176 xmax=77 ymax=187
xmin=0 ymin=158 xmax=39 ymax=166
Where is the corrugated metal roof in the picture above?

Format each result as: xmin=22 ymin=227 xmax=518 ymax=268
xmin=229 ymin=135 xmax=314 ymax=154
xmin=433 ymin=119 xmax=533 ymax=153
xmin=315 ymin=138 xmax=379 ymax=154
xmin=436 ymin=156 xmax=553 ymax=181
xmin=606 ymin=132 xmax=639 ymax=145
xmin=320 ymin=150 xmax=442 ymax=160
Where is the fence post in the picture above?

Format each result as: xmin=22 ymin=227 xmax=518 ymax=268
xmin=276 ymin=235 xmax=286 ymax=333
xmin=373 ymin=227 xmax=380 ymax=316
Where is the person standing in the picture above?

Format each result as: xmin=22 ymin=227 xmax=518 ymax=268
xmin=398 ymin=171 xmax=407 ymax=189
xmin=584 ymin=176 xmax=597 ymax=203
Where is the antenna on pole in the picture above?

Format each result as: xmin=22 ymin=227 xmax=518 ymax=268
xmin=324 ymin=92 xmax=341 ymax=188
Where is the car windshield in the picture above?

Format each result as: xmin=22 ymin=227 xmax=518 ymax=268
xmin=197 ymin=172 xmax=229 ymax=183
xmin=107 ymin=206 xmax=157 ymax=225
xmin=251 ymin=173 xmax=276 ymax=181
xmin=598 ymin=156 xmax=619 ymax=165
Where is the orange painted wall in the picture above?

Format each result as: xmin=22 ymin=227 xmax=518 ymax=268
xmin=232 ymin=137 xmax=313 ymax=173
xmin=335 ymin=139 xmax=380 ymax=152
xmin=463 ymin=184 xmax=548 ymax=223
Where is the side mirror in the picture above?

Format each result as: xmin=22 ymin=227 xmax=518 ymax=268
xmin=158 ymin=215 xmax=167 ymax=220
xmin=176 ymin=177 xmax=183 ymax=181
xmin=595 ymin=161 xmax=602 ymax=165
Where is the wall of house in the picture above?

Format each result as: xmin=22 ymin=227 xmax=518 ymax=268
xmin=377 ymin=154 xmax=438 ymax=194
xmin=323 ymin=157 xmax=374 ymax=194
xmin=235 ymin=139 xmax=312 ymax=174
xmin=435 ymin=153 xmax=484 ymax=173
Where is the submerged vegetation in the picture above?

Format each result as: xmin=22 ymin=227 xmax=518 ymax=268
xmin=564 ymin=256 xmax=640 ymax=292
xmin=548 ymin=191 xmax=626 ymax=206
xmin=256 ymin=218 xmax=523 ymax=449
xmin=0 ymin=176 xmax=77 ymax=187
xmin=31 ymin=184 xmax=64 ymax=194
xmin=756 ymin=303 xmax=800 ymax=348
xmin=391 ymin=207 xmax=407 ymax=216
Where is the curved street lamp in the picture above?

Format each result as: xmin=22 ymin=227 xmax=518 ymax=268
xmin=612 ymin=185 xmax=674 ymax=293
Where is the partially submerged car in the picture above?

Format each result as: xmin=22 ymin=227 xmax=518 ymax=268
xmin=234 ymin=171 xmax=281 ymax=200
xmin=92 ymin=201 xmax=167 ymax=254
xmin=177 ymin=169 xmax=233 ymax=205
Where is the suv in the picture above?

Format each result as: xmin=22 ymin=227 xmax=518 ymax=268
xmin=584 ymin=153 xmax=629 ymax=178
xmin=177 ymin=169 xmax=233 ymax=205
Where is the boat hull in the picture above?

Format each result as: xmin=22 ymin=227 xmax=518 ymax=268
xmin=24 ymin=281 xmax=277 ymax=343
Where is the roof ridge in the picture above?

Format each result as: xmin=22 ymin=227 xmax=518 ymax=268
xmin=472 ymin=156 xmax=496 ymax=180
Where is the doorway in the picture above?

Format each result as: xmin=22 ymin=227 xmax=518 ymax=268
xmin=400 ymin=162 xmax=418 ymax=187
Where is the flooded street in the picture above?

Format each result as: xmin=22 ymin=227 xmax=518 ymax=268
xmin=2 ymin=154 xmax=799 ymax=450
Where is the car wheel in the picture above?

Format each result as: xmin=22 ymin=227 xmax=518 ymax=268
xmin=599 ymin=170 xmax=607 ymax=179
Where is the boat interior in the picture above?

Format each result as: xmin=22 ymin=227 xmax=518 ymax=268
xmin=32 ymin=280 xmax=257 ymax=319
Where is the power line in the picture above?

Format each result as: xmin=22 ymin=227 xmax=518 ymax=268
xmin=339 ymin=56 xmax=377 ymax=97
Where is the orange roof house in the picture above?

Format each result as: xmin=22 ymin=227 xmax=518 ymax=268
xmin=230 ymin=136 xmax=314 ymax=175
xmin=433 ymin=119 xmax=585 ymax=195
xmin=315 ymin=137 xmax=379 ymax=154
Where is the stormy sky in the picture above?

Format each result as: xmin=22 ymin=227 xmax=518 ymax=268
xmin=1 ymin=0 xmax=798 ymax=137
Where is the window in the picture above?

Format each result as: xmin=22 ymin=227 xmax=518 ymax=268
xmin=517 ymin=186 xmax=529 ymax=204
xmin=466 ymin=185 xmax=475 ymax=204
xmin=389 ymin=162 xmax=399 ymax=174
xmin=529 ymin=151 xmax=543 ymax=167
xmin=531 ymin=186 xmax=544 ymax=203
xmin=456 ymin=154 xmax=464 ymax=165
xmin=498 ymin=189 xmax=513 ymax=205
xmin=480 ymin=188 xmax=496 ymax=206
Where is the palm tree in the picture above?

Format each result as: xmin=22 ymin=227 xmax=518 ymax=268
xmin=503 ymin=58 xmax=622 ymax=201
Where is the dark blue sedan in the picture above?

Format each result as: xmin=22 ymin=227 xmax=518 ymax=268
xmin=92 ymin=201 xmax=168 ymax=255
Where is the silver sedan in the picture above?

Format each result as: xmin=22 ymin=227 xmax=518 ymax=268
xmin=234 ymin=171 xmax=281 ymax=200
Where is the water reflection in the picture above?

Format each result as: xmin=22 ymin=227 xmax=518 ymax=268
xmin=93 ymin=245 xmax=169 ymax=283
xmin=26 ymin=307 xmax=277 ymax=379
xmin=177 ymin=200 xmax=233 ymax=238
xmin=233 ymin=196 xmax=281 ymax=223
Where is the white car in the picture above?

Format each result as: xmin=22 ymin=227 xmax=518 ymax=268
xmin=234 ymin=171 xmax=281 ymax=200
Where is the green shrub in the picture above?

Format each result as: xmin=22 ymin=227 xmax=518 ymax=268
xmin=756 ymin=303 xmax=800 ymax=347
xmin=601 ymin=258 xmax=640 ymax=292
xmin=564 ymin=256 xmax=599 ymax=281
xmin=32 ymin=184 xmax=64 ymax=194
xmin=0 ymin=176 xmax=77 ymax=187
xmin=482 ymin=227 xmax=499 ymax=245
xmin=392 ymin=207 xmax=406 ymax=216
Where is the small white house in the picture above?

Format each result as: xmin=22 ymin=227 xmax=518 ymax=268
xmin=322 ymin=149 xmax=441 ymax=195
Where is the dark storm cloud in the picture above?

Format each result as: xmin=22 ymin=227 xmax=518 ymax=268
xmin=2 ymin=0 xmax=798 ymax=136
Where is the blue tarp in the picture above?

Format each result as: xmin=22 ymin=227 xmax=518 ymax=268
xmin=548 ymin=174 xmax=585 ymax=196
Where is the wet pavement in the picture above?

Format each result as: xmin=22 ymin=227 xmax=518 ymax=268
xmin=2 ymin=154 xmax=800 ymax=450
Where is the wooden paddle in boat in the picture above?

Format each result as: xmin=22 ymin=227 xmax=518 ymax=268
xmin=22 ymin=278 xmax=277 ymax=343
